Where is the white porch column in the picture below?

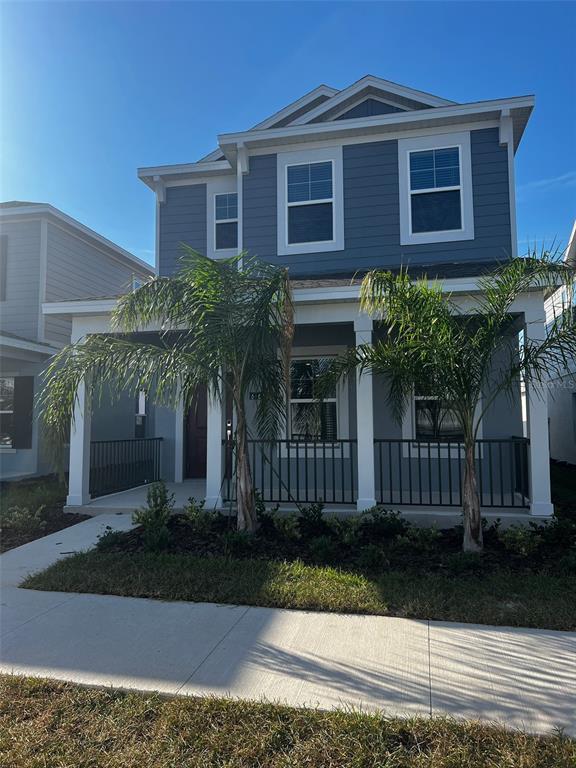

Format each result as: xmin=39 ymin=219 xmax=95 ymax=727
xmin=205 ymin=385 xmax=224 ymax=509
xmin=66 ymin=378 xmax=91 ymax=506
xmin=525 ymin=310 xmax=554 ymax=517
xmin=354 ymin=315 xmax=376 ymax=511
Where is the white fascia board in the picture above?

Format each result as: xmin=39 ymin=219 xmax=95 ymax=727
xmin=0 ymin=334 xmax=61 ymax=355
xmin=138 ymin=160 xmax=233 ymax=188
xmin=218 ymin=96 xmax=535 ymax=151
xmin=0 ymin=205 xmax=153 ymax=275
xmin=291 ymin=75 xmax=456 ymax=125
xmin=42 ymin=299 xmax=118 ymax=316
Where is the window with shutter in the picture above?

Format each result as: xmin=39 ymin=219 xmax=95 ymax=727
xmin=12 ymin=376 xmax=34 ymax=449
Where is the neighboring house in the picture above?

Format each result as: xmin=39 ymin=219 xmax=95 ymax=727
xmin=0 ymin=202 xmax=153 ymax=480
xmin=545 ymin=220 xmax=576 ymax=465
xmin=47 ymin=75 xmax=554 ymax=519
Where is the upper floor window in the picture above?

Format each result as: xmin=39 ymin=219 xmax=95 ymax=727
xmin=398 ymin=131 xmax=474 ymax=246
xmin=215 ymin=193 xmax=238 ymax=250
xmin=287 ymin=162 xmax=333 ymax=245
xmin=277 ymin=147 xmax=344 ymax=256
xmin=409 ymin=147 xmax=461 ymax=233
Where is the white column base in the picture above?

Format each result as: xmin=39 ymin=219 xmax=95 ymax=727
xmin=205 ymin=494 xmax=223 ymax=510
xmin=530 ymin=501 xmax=554 ymax=517
xmin=66 ymin=493 xmax=91 ymax=507
xmin=357 ymin=497 xmax=377 ymax=512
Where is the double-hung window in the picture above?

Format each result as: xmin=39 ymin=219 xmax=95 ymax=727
xmin=287 ymin=162 xmax=333 ymax=245
xmin=0 ymin=377 xmax=14 ymax=447
xmin=215 ymin=193 xmax=238 ymax=251
xmin=289 ymin=358 xmax=337 ymax=441
xmin=409 ymin=147 xmax=461 ymax=233
xmin=398 ymin=132 xmax=474 ymax=245
xmin=277 ymin=147 xmax=344 ymax=256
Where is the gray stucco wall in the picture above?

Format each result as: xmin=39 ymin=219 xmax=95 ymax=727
xmin=159 ymin=184 xmax=207 ymax=277
xmin=0 ymin=219 xmax=41 ymax=341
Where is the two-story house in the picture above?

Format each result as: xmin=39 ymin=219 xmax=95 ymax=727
xmin=0 ymin=202 xmax=153 ymax=480
xmin=48 ymin=76 xmax=554 ymax=520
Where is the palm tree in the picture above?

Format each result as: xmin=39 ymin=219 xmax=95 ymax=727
xmin=40 ymin=248 xmax=294 ymax=532
xmin=322 ymin=254 xmax=576 ymax=552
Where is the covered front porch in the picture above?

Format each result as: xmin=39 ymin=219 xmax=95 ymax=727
xmin=46 ymin=276 xmax=554 ymax=520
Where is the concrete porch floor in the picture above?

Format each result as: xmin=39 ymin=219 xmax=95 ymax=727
xmin=72 ymin=480 xmax=208 ymax=516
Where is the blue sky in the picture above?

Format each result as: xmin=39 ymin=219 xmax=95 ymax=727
xmin=1 ymin=1 xmax=574 ymax=265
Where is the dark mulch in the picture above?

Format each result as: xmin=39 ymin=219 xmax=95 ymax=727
xmin=0 ymin=506 xmax=90 ymax=553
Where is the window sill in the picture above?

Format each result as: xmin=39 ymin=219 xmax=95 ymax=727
xmin=0 ymin=447 xmax=16 ymax=453
xmin=278 ymin=240 xmax=344 ymax=257
xmin=400 ymin=228 xmax=474 ymax=246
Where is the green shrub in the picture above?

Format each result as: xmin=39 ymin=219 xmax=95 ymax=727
xmin=298 ymin=502 xmax=327 ymax=537
xmin=272 ymin=513 xmax=301 ymax=542
xmin=219 ymin=530 xmax=254 ymax=558
xmin=394 ymin=525 xmax=441 ymax=554
xmin=133 ymin=481 xmax=174 ymax=552
xmin=555 ymin=549 xmax=576 ymax=575
xmin=308 ymin=535 xmax=342 ymax=564
xmin=182 ymin=497 xmax=220 ymax=536
xmin=498 ymin=524 xmax=543 ymax=558
xmin=355 ymin=543 xmax=389 ymax=571
xmin=1 ymin=505 xmax=46 ymax=537
xmin=96 ymin=525 xmax=126 ymax=552
xmin=358 ymin=508 xmax=409 ymax=542
xmin=443 ymin=551 xmax=484 ymax=576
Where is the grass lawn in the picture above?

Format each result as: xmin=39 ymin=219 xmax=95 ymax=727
xmin=0 ymin=475 xmax=89 ymax=553
xmin=1 ymin=675 xmax=574 ymax=768
xmin=24 ymin=549 xmax=576 ymax=630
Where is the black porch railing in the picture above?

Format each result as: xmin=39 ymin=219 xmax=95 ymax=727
xmin=90 ymin=438 xmax=163 ymax=498
xmin=223 ymin=438 xmax=358 ymax=505
xmin=374 ymin=438 xmax=530 ymax=508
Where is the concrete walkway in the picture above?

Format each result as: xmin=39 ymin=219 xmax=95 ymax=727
xmin=0 ymin=515 xmax=574 ymax=736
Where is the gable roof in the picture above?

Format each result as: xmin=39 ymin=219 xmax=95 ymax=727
xmin=0 ymin=202 xmax=154 ymax=275
xmin=291 ymin=75 xmax=456 ymax=125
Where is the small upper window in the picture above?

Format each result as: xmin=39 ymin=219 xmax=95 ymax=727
xmin=0 ymin=377 xmax=15 ymax=447
xmin=409 ymin=147 xmax=462 ymax=234
xmin=287 ymin=161 xmax=333 ymax=245
xmin=215 ymin=193 xmax=238 ymax=250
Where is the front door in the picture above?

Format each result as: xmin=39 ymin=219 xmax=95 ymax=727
xmin=185 ymin=385 xmax=207 ymax=478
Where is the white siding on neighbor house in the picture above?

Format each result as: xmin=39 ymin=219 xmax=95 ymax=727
xmin=0 ymin=219 xmax=41 ymax=341
xmin=44 ymin=221 xmax=150 ymax=345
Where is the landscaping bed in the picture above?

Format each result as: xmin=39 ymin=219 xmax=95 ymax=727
xmin=0 ymin=476 xmax=89 ymax=553
xmin=1 ymin=675 xmax=574 ymax=768
xmin=23 ymin=488 xmax=576 ymax=630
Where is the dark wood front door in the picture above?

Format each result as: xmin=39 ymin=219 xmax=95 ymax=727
xmin=185 ymin=385 xmax=207 ymax=478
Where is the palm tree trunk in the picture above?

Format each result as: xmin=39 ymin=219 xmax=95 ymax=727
xmin=462 ymin=440 xmax=483 ymax=552
xmin=235 ymin=411 xmax=256 ymax=532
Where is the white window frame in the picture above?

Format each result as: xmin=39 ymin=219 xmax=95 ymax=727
xmin=214 ymin=192 xmax=238 ymax=253
xmin=281 ymin=347 xmax=349 ymax=457
xmin=206 ymin=176 xmax=238 ymax=260
xmin=277 ymin=147 xmax=344 ymax=256
xmin=0 ymin=376 xmax=15 ymax=449
xmin=402 ymin=388 xmax=483 ymax=458
xmin=398 ymin=131 xmax=474 ymax=245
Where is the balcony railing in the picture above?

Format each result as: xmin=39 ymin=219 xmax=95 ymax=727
xmin=223 ymin=436 xmax=530 ymax=509
xmin=374 ymin=438 xmax=530 ymax=508
xmin=90 ymin=438 xmax=163 ymax=498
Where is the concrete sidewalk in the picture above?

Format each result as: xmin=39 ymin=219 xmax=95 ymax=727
xmin=1 ymin=515 xmax=575 ymax=736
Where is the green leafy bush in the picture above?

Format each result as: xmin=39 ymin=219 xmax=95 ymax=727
xmin=394 ymin=525 xmax=441 ymax=554
xmin=133 ymin=482 xmax=174 ymax=552
xmin=308 ymin=535 xmax=342 ymax=564
xmin=183 ymin=497 xmax=221 ymax=536
xmin=272 ymin=513 xmax=301 ymax=542
xmin=498 ymin=524 xmax=543 ymax=557
xmin=96 ymin=525 xmax=127 ymax=552
xmin=220 ymin=530 xmax=254 ymax=558
xmin=443 ymin=551 xmax=484 ymax=576
xmin=355 ymin=543 xmax=389 ymax=571
xmin=298 ymin=502 xmax=327 ymax=537
xmin=358 ymin=508 xmax=408 ymax=542
xmin=1 ymin=505 xmax=46 ymax=537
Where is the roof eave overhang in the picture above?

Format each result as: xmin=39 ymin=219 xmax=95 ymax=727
xmin=137 ymin=160 xmax=234 ymax=190
xmin=218 ymin=96 xmax=534 ymax=164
